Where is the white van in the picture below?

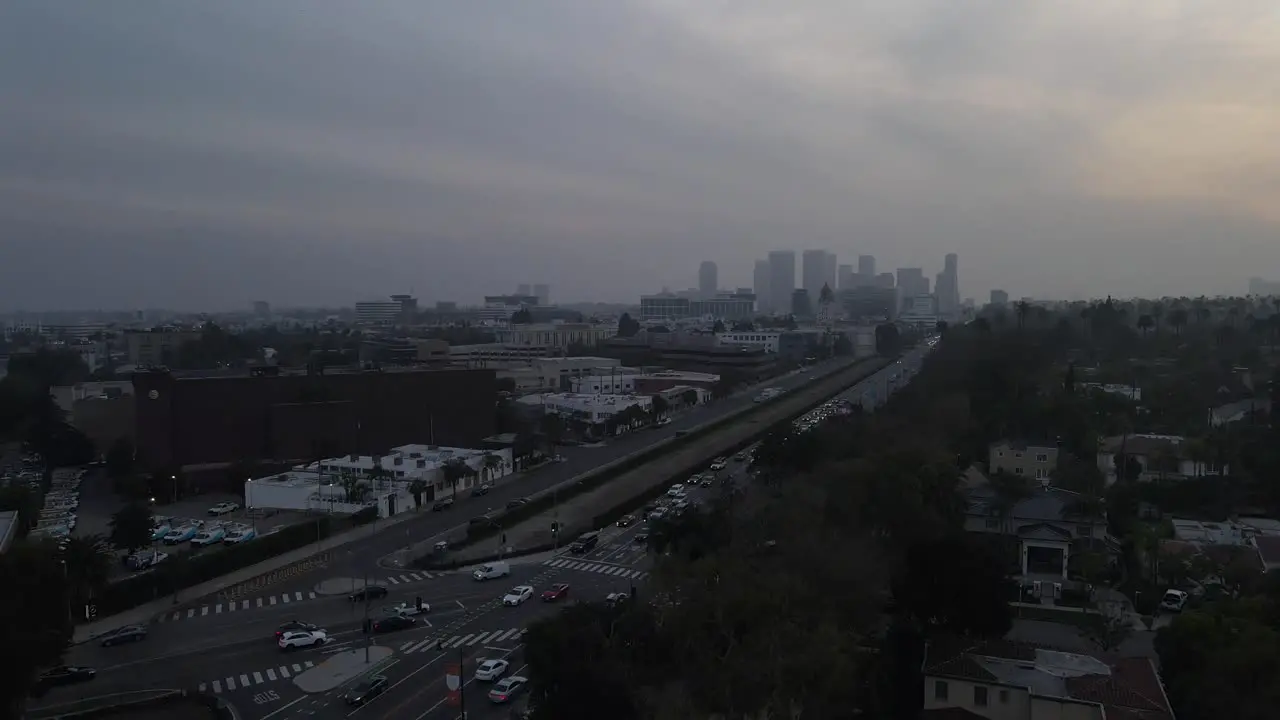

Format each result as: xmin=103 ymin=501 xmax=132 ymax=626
xmin=473 ymin=561 xmax=511 ymax=581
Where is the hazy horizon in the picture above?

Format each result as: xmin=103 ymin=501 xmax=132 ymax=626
xmin=3 ymin=1 xmax=1279 ymax=311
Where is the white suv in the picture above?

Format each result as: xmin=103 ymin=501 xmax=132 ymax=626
xmin=278 ymin=630 xmax=327 ymax=650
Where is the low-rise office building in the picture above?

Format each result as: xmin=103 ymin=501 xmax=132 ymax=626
xmin=245 ymin=444 xmax=513 ymax=515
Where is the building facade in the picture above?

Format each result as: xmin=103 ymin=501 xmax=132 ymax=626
xmin=493 ymin=323 xmax=616 ymax=351
xmin=132 ymin=366 xmax=496 ymax=473
xmin=767 ymin=251 xmax=796 ymax=317
xmin=125 ymin=330 xmax=202 ymax=367
xmin=753 ymin=260 xmax=771 ymax=314
xmin=698 ymin=261 xmax=718 ymax=298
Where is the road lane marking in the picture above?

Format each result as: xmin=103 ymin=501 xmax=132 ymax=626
xmin=187 ymin=609 xmax=195 ymax=618
xmin=242 ymin=600 xmax=249 ymax=609
xmin=240 ymin=674 xmax=250 ymax=686
xmin=387 ymin=576 xmax=400 ymax=584
xmin=279 ymin=666 xmax=290 ymax=677
xmin=281 ymin=593 xmax=290 ymax=603
xmin=225 ymin=676 xmax=236 ymax=690
xmin=295 ymin=591 xmax=303 ymax=600
xmin=253 ymin=671 xmax=264 ymax=684
xmin=291 ymin=663 xmax=303 ymax=673
xmin=212 ymin=679 xmax=222 ymax=692
xmin=266 ymin=668 xmax=277 ymax=681
xmin=201 ymin=606 xmax=209 ymax=616
xmin=260 ymin=695 xmax=306 ymax=720
xmin=270 ymin=596 xmax=278 ymax=605
xmin=256 ymin=598 xmax=263 ymax=607
xmin=305 ymin=661 xmax=315 ymax=668
xmin=469 ymin=631 xmax=494 ymax=645
xmin=215 ymin=604 xmax=222 ymax=613
xmin=495 ymin=629 xmax=521 ymax=642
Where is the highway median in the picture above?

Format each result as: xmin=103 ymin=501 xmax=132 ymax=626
xmin=418 ymin=355 xmax=893 ymax=569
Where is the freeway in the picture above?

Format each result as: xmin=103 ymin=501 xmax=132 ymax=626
xmin=39 ymin=348 xmax=931 ymax=719
xmin=181 ymin=355 xmax=865 ymax=600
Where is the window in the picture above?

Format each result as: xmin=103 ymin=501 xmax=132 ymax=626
xmin=1014 ymin=467 xmax=1025 ymax=475
xmin=934 ymin=680 xmax=948 ymax=700
xmin=1035 ymin=468 xmax=1047 ymax=479
xmin=997 ymin=450 xmax=1005 ymax=457
xmin=1014 ymin=451 xmax=1023 ymax=458
xmin=1077 ymin=524 xmax=1093 ymax=536
xmin=999 ymin=689 xmax=1009 ymax=704
xmin=1036 ymin=453 xmax=1049 ymax=462
xmin=974 ymin=686 xmax=988 ymax=707
xmin=985 ymin=518 xmax=1000 ymax=529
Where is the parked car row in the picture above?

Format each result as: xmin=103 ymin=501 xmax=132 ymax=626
xmin=26 ymin=466 xmax=86 ymax=544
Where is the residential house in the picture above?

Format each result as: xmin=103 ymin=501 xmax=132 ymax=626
xmin=965 ymin=482 xmax=1110 ymax=581
xmin=922 ymin=639 xmax=1175 ymax=720
xmin=988 ymin=440 xmax=1058 ymax=481
xmin=1096 ymin=434 xmax=1224 ymax=484
xmin=1209 ymin=397 xmax=1271 ymax=427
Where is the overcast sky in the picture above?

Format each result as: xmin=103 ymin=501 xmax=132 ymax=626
xmin=3 ymin=1 xmax=1279 ymax=311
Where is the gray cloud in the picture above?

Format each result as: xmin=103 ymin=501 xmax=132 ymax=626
xmin=2 ymin=0 xmax=1279 ymax=310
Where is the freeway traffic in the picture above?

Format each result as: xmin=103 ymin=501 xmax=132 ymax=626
xmin=38 ymin=347 xmax=932 ymax=719
xmin=190 ymin=355 xmax=866 ymax=600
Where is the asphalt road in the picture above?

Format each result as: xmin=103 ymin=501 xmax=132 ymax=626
xmin=40 ymin=348 xmax=933 ymax=718
xmin=191 ymin=355 xmax=864 ymax=598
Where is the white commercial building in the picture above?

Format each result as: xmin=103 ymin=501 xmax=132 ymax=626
xmin=539 ymin=393 xmax=653 ymax=424
xmin=717 ymin=331 xmax=782 ymax=354
xmin=494 ymin=323 xmax=618 ymax=351
xmin=244 ymin=444 xmax=514 ymax=516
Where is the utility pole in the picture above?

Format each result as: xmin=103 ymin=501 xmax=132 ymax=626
xmin=458 ymin=646 xmax=467 ymax=719
xmin=363 ymin=571 xmax=371 ymax=664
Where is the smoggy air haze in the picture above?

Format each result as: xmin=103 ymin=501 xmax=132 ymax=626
xmin=2 ymin=1 xmax=1279 ymax=311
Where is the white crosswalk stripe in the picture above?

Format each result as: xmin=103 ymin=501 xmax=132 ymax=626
xmin=402 ymin=629 xmax=523 ymax=654
xmin=387 ymin=576 xmax=400 ymax=584
xmin=160 ymin=591 xmax=321 ymax=622
xmin=542 ymin=558 xmax=648 ymax=581
xmin=376 ymin=571 xmax=435 ymax=586
xmin=198 ymin=661 xmax=314 ymax=693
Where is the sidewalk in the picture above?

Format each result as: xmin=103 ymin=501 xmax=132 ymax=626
xmin=449 ymin=359 xmax=889 ymax=565
xmin=71 ymin=507 xmax=427 ymax=643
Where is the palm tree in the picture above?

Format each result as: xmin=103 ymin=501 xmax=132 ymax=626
xmin=59 ymin=535 xmax=111 ymax=610
xmin=1136 ymin=314 xmax=1154 ymax=336
xmin=482 ymin=453 xmax=503 ymax=484
xmin=1169 ymin=307 xmax=1189 ymax=336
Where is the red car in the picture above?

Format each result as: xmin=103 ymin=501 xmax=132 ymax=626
xmin=541 ymin=583 xmax=570 ymax=602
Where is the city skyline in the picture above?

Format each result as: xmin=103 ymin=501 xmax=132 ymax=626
xmin=4 ymin=2 xmax=1280 ymax=311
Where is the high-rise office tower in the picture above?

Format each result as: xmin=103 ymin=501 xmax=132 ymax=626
xmin=858 ymin=255 xmax=876 ymax=284
xmin=802 ymin=250 xmax=829 ymax=303
xmin=945 ymin=253 xmax=960 ymax=312
xmin=698 ymin=261 xmax=718 ymax=298
xmin=768 ymin=251 xmax=796 ymax=315
xmin=837 ymin=264 xmax=855 ymax=290
xmin=896 ymin=267 xmax=927 ymax=311
xmin=753 ymin=260 xmax=772 ymax=313
xmin=533 ymin=284 xmax=550 ymax=305
xmin=989 ymin=289 xmax=1009 ymax=306
xmin=876 ymin=272 xmax=895 ymax=289
xmin=516 ymin=283 xmax=532 ymax=296
xmin=824 ymin=252 xmax=837 ymax=294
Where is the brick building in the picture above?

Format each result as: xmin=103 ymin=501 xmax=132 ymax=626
xmin=132 ymin=366 xmax=496 ymax=473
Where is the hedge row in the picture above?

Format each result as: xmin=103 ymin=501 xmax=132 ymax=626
xmin=414 ymin=358 xmax=884 ymax=569
xmin=93 ymin=507 xmax=376 ymax=618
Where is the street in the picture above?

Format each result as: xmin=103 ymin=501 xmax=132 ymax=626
xmin=37 ymin=349 xmax=933 ymax=719
xmin=179 ymin=355 xmax=864 ymax=603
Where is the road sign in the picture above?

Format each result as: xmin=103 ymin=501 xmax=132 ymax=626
xmin=445 ymin=663 xmax=461 ymax=706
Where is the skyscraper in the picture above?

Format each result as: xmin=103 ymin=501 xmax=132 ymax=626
xmin=533 ymin=284 xmax=550 ymax=305
xmin=802 ymin=250 xmax=830 ymax=303
xmin=857 ymin=255 xmax=876 ymax=283
xmin=698 ymin=261 xmax=718 ymax=298
xmin=767 ymin=251 xmax=796 ymax=315
xmin=753 ymin=260 xmax=771 ymax=313
xmin=516 ymin=283 xmax=532 ymax=296
xmin=837 ymin=264 xmax=855 ymax=290
xmin=824 ymin=252 xmax=838 ymax=294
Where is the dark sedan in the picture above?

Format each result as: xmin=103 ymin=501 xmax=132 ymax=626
xmin=350 ymin=585 xmax=389 ymax=602
xmin=343 ymin=675 xmax=389 ymax=705
xmin=98 ymin=625 xmax=147 ymax=647
xmin=368 ymin=614 xmax=415 ymax=634
xmin=32 ymin=666 xmax=95 ymax=696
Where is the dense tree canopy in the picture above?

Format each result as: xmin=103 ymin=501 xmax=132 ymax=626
xmin=522 ymin=321 xmax=1060 ymax=718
